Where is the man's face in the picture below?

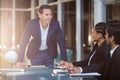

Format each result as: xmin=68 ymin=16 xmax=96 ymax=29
xmin=105 ymin=31 xmax=112 ymax=46
xmin=38 ymin=9 xmax=53 ymax=24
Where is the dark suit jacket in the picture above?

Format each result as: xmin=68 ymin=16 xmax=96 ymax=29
xmin=102 ymin=45 xmax=120 ymax=80
xmin=72 ymin=41 xmax=110 ymax=73
xmin=18 ymin=18 xmax=67 ymax=62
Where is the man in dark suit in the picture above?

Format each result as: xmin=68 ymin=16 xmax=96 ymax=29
xmin=16 ymin=4 xmax=67 ymax=67
xmin=102 ymin=20 xmax=120 ymax=80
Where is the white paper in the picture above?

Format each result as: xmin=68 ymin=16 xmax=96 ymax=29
xmin=53 ymin=69 xmax=68 ymax=74
xmin=54 ymin=66 xmax=67 ymax=69
xmin=30 ymin=65 xmax=46 ymax=68
xmin=0 ymin=68 xmax=26 ymax=72
xmin=70 ymin=72 xmax=101 ymax=77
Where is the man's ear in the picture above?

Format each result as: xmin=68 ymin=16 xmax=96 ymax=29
xmin=111 ymin=36 xmax=115 ymax=42
xmin=37 ymin=11 xmax=41 ymax=18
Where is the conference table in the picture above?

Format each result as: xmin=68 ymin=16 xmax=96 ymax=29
xmin=0 ymin=65 xmax=100 ymax=80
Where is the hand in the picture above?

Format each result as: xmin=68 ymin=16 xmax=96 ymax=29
xmin=59 ymin=60 xmax=74 ymax=68
xmin=59 ymin=60 xmax=65 ymax=66
xmin=68 ymin=67 xmax=80 ymax=74
xmin=15 ymin=62 xmax=27 ymax=68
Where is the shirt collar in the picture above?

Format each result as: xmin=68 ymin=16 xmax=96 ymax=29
xmin=39 ymin=20 xmax=49 ymax=30
xmin=110 ymin=45 xmax=119 ymax=57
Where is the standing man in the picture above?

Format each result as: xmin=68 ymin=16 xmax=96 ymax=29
xmin=16 ymin=4 xmax=67 ymax=67
xmin=103 ymin=20 xmax=120 ymax=80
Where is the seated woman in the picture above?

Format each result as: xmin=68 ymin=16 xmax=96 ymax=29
xmin=60 ymin=22 xmax=110 ymax=75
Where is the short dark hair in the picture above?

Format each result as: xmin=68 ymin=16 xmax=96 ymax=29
xmin=107 ymin=20 xmax=120 ymax=45
xmin=94 ymin=22 xmax=107 ymax=38
xmin=37 ymin=4 xmax=53 ymax=14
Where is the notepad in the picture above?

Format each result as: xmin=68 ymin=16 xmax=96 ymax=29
xmin=70 ymin=72 xmax=101 ymax=77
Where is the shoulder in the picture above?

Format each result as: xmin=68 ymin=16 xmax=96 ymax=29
xmin=49 ymin=19 xmax=60 ymax=30
xmin=50 ymin=18 xmax=59 ymax=25
xmin=100 ymin=41 xmax=109 ymax=49
xmin=29 ymin=18 xmax=39 ymax=24
xmin=25 ymin=18 xmax=39 ymax=30
xmin=113 ymin=46 xmax=120 ymax=60
xmin=26 ymin=18 xmax=39 ymax=28
xmin=115 ymin=46 xmax=120 ymax=53
xmin=98 ymin=41 xmax=110 ymax=53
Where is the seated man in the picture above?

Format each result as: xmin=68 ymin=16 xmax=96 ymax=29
xmin=102 ymin=20 xmax=120 ymax=80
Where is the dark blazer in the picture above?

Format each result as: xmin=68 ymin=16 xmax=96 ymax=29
xmin=102 ymin=45 xmax=120 ymax=80
xmin=72 ymin=41 xmax=110 ymax=73
xmin=18 ymin=18 xmax=67 ymax=62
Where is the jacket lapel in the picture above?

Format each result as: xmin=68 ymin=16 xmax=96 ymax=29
xmin=112 ymin=45 xmax=120 ymax=58
xmin=36 ymin=19 xmax=41 ymax=42
xmin=46 ymin=23 xmax=53 ymax=45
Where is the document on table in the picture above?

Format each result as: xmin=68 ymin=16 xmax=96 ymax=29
xmin=70 ymin=72 xmax=101 ymax=77
xmin=54 ymin=65 xmax=67 ymax=69
xmin=0 ymin=67 xmax=26 ymax=72
xmin=53 ymin=69 xmax=68 ymax=74
xmin=29 ymin=65 xmax=47 ymax=68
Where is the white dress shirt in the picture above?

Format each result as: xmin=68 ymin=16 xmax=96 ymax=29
xmin=39 ymin=21 xmax=49 ymax=50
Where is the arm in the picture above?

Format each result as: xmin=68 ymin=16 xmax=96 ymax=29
xmin=55 ymin=21 xmax=67 ymax=61
xmin=72 ymin=58 xmax=89 ymax=67
xmin=81 ymin=45 xmax=110 ymax=73
xmin=17 ymin=21 xmax=31 ymax=64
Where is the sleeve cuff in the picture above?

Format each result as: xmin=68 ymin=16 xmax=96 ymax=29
xmin=79 ymin=67 xmax=83 ymax=73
